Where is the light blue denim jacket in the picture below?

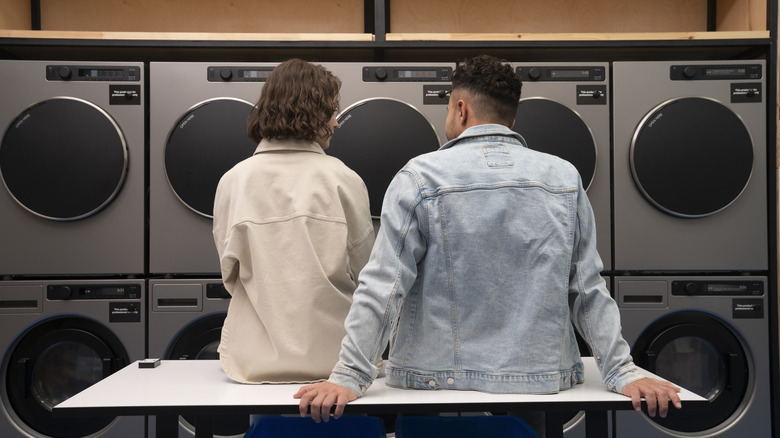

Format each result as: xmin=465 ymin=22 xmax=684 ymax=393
xmin=329 ymin=124 xmax=642 ymax=396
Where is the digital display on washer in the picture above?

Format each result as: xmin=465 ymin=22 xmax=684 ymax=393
xmin=396 ymin=70 xmax=438 ymax=79
xmin=240 ymin=69 xmax=273 ymax=80
xmin=707 ymin=283 xmax=748 ymax=293
xmin=551 ymin=69 xmax=590 ymax=79
xmin=706 ymin=68 xmax=746 ymax=78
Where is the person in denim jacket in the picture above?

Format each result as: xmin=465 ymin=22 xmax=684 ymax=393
xmin=296 ymin=54 xmax=681 ymax=425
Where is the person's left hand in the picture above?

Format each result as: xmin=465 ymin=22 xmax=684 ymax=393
xmin=294 ymin=381 xmax=358 ymax=423
xmin=622 ymin=377 xmax=682 ymax=418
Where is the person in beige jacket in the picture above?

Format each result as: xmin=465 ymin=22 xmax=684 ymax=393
xmin=212 ymin=59 xmax=375 ymax=384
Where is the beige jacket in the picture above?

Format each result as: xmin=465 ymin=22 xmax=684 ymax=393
xmin=212 ymin=138 xmax=374 ymax=384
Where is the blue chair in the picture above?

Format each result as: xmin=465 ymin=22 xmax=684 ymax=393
xmin=395 ymin=415 xmax=540 ymax=438
xmin=243 ymin=415 xmax=386 ymax=438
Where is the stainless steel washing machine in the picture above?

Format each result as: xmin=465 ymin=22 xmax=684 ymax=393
xmin=0 ymin=61 xmax=144 ymax=277
xmin=147 ymin=278 xmax=247 ymax=438
xmin=613 ymin=61 xmax=767 ymax=271
xmin=0 ymin=279 xmax=145 ymax=438
xmin=510 ymin=63 xmax=611 ymax=270
xmin=320 ymin=62 xmax=453 ymax=217
xmin=149 ymin=62 xmax=277 ymax=275
xmin=615 ymin=276 xmax=771 ymax=437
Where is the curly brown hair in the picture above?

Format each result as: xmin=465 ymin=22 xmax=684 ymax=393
xmin=452 ymin=55 xmax=522 ymax=126
xmin=247 ymin=59 xmax=341 ymax=143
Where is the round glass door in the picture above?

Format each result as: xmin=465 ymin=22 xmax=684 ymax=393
xmin=631 ymin=311 xmax=750 ymax=433
xmin=513 ymin=98 xmax=597 ymax=190
xmin=164 ymin=98 xmax=257 ymax=218
xmin=630 ymin=97 xmax=753 ymax=217
xmin=4 ymin=317 xmax=129 ymax=437
xmin=0 ymin=97 xmax=128 ymax=221
xmin=328 ymin=98 xmax=441 ymax=217
xmin=167 ymin=313 xmax=249 ymax=437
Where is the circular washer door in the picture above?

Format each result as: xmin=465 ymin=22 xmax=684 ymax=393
xmin=166 ymin=313 xmax=249 ymax=437
xmin=328 ymin=98 xmax=441 ymax=217
xmin=3 ymin=317 xmax=129 ymax=438
xmin=165 ymin=98 xmax=257 ymax=218
xmin=631 ymin=311 xmax=750 ymax=433
xmin=0 ymin=97 xmax=128 ymax=221
xmin=513 ymin=98 xmax=597 ymax=190
xmin=630 ymin=97 xmax=753 ymax=218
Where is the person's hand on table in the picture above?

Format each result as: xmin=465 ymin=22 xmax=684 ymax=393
xmin=294 ymin=381 xmax=358 ymax=423
xmin=622 ymin=377 xmax=682 ymax=418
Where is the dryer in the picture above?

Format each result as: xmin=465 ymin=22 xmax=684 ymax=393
xmin=510 ymin=63 xmax=611 ymax=270
xmin=147 ymin=278 xmax=247 ymax=438
xmin=614 ymin=276 xmax=771 ymax=437
xmin=612 ymin=61 xmax=767 ymax=271
xmin=0 ymin=61 xmax=144 ymax=277
xmin=0 ymin=279 xmax=145 ymax=438
xmin=319 ymin=62 xmax=453 ymax=217
xmin=149 ymin=62 xmax=277 ymax=275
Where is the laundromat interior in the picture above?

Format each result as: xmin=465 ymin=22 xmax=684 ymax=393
xmin=0 ymin=1 xmax=778 ymax=437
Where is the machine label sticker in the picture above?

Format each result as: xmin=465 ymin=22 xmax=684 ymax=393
xmin=423 ymin=85 xmax=452 ymax=105
xmin=109 ymin=85 xmax=142 ymax=105
xmin=110 ymin=302 xmax=142 ymax=322
xmin=732 ymin=298 xmax=763 ymax=319
xmin=576 ymin=85 xmax=607 ymax=105
xmin=731 ymin=83 xmax=762 ymax=103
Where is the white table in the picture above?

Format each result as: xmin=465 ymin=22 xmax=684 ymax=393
xmin=54 ymin=357 xmax=706 ymax=438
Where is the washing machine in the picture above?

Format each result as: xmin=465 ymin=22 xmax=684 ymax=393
xmin=613 ymin=61 xmax=767 ymax=271
xmin=615 ymin=276 xmax=771 ymax=437
xmin=0 ymin=279 xmax=145 ymax=437
xmin=149 ymin=62 xmax=278 ymax=275
xmin=147 ymin=278 xmax=248 ymax=438
xmin=510 ymin=63 xmax=611 ymax=270
xmin=0 ymin=61 xmax=144 ymax=277
xmin=319 ymin=62 xmax=453 ymax=218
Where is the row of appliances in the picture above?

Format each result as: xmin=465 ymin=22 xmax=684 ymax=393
xmin=0 ymin=59 xmax=772 ymax=437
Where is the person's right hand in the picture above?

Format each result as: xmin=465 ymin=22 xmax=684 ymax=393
xmin=622 ymin=377 xmax=682 ymax=418
xmin=293 ymin=381 xmax=359 ymax=423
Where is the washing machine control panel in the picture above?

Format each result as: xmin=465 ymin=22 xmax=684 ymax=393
xmin=516 ymin=66 xmax=605 ymax=82
xmin=46 ymin=65 xmax=140 ymax=81
xmin=670 ymin=64 xmax=762 ymax=80
xmin=207 ymin=66 xmax=274 ymax=82
xmin=363 ymin=66 xmax=452 ymax=82
xmin=47 ymin=283 xmax=142 ymax=300
xmin=671 ymin=280 xmax=764 ymax=296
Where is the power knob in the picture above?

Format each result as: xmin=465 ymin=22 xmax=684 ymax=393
xmin=52 ymin=286 xmax=73 ymax=300
xmin=374 ymin=68 xmax=388 ymax=81
xmin=58 ymin=66 xmax=72 ymax=80
xmin=683 ymin=66 xmax=697 ymax=79
xmin=528 ymin=68 xmax=542 ymax=81
xmin=684 ymin=282 xmax=699 ymax=295
xmin=220 ymin=69 xmax=233 ymax=81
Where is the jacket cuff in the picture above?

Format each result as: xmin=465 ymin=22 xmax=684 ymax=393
xmin=606 ymin=362 xmax=644 ymax=394
xmin=328 ymin=365 xmax=374 ymax=397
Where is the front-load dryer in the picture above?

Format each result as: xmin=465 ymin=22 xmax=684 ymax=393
xmin=149 ymin=62 xmax=277 ymax=275
xmin=147 ymin=278 xmax=247 ymax=438
xmin=0 ymin=279 xmax=145 ymax=437
xmin=0 ymin=61 xmax=144 ymax=277
xmin=510 ymin=63 xmax=611 ymax=270
xmin=319 ymin=63 xmax=453 ymax=218
xmin=612 ymin=61 xmax=767 ymax=271
xmin=614 ymin=276 xmax=771 ymax=437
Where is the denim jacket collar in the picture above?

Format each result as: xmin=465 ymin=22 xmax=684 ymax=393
xmin=440 ymin=124 xmax=528 ymax=151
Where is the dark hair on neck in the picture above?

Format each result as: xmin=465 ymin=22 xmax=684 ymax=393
xmin=452 ymin=55 xmax=522 ymax=125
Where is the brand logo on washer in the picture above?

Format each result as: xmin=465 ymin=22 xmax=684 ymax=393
xmin=179 ymin=114 xmax=196 ymax=129
xmin=14 ymin=113 xmax=31 ymax=129
xmin=339 ymin=114 xmax=352 ymax=127
xmin=648 ymin=112 xmax=663 ymax=128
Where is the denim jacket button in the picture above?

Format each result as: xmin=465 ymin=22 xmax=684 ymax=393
xmin=428 ymin=380 xmax=436 ymax=387
xmin=447 ymin=378 xmax=454 ymax=385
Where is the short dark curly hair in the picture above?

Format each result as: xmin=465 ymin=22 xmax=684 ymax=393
xmin=247 ymin=59 xmax=341 ymax=143
xmin=452 ymin=55 xmax=522 ymax=126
